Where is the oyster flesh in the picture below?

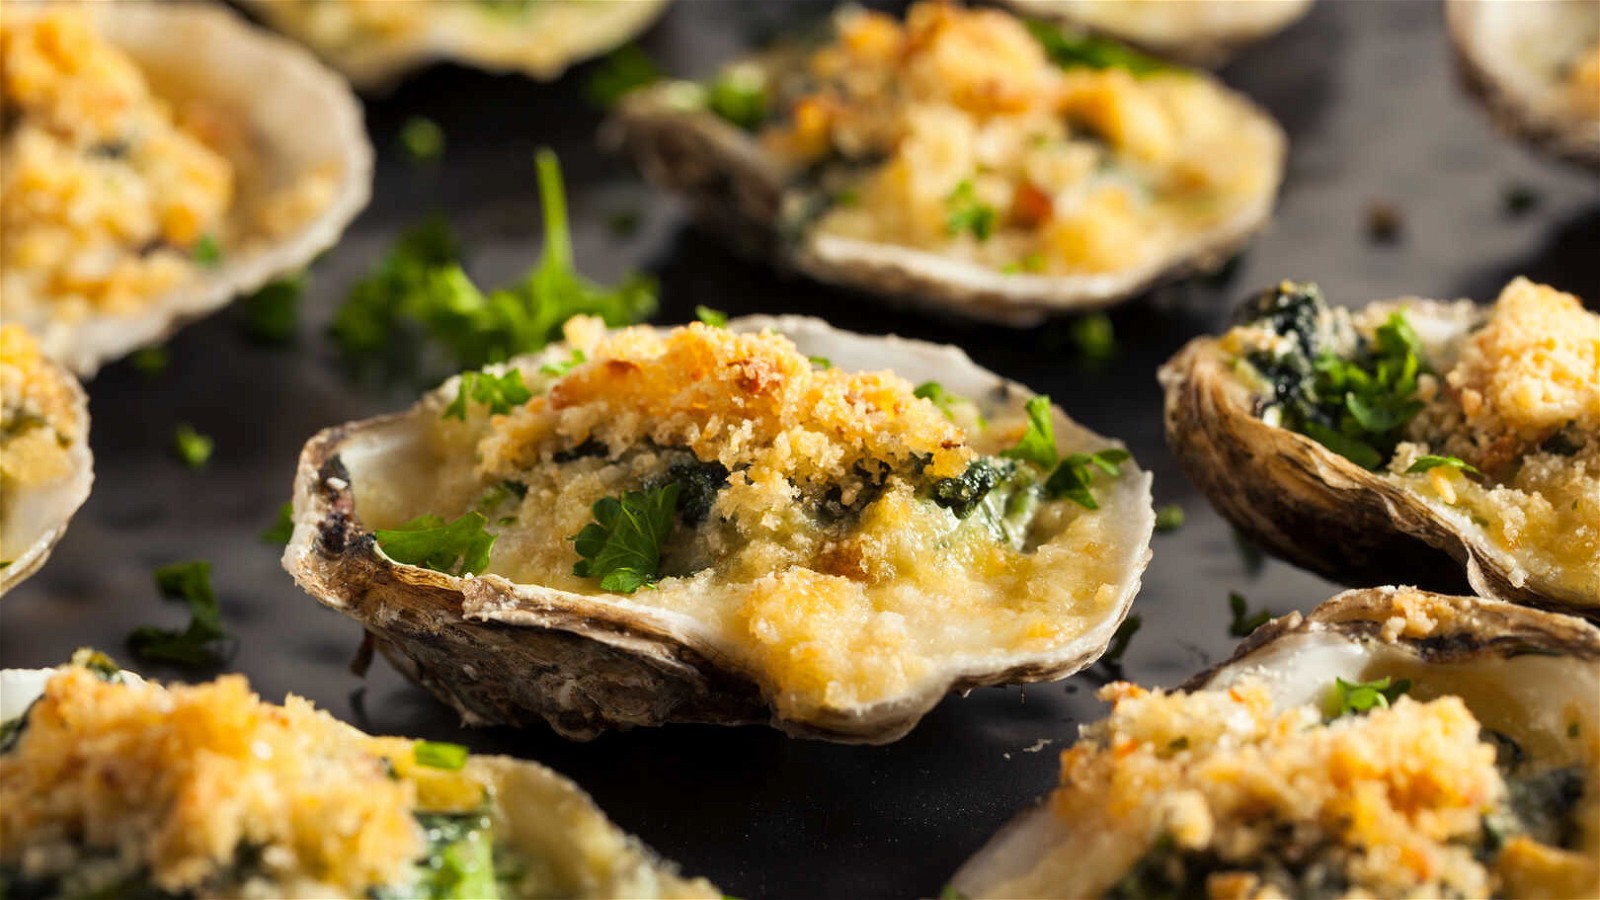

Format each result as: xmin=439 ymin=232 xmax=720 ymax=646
xmin=1001 ymin=0 xmax=1315 ymax=68
xmin=1160 ymin=277 xmax=1599 ymax=614
xmin=286 ymin=315 xmax=1154 ymax=742
xmin=951 ymin=585 xmax=1600 ymax=899
xmin=610 ymin=2 xmax=1286 ymax=325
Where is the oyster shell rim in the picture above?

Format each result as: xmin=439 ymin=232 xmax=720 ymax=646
xmin=0 ymin=351 xmax=93 ymax=597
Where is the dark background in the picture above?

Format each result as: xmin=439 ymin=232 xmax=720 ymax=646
xmin=3 ymin=2 xmax=1597 ymax=897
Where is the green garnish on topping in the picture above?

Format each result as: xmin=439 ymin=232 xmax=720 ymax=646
xmin=441 ymin=369 xmax=533 ymax=420
xmin=1044 ymin=449 xmax=1130 ymax=510
xmin=130 ymin=346 xmax=169 ymax=376
xmin=127 ymin=561 xmax=229 ymax=666
xmin=585 ymin=44 xmax=661 ymax=109
xmin=707 ymin=64 xmax=769 ymax=130
xmin=414 ymin=740 xmax=470 ymax=770
xmin=172 ymin=424 xmax=213 ymax=469
xmin=695 ymin=305 xmax=729 ymax=327
xmin=475 ymin=480 xmax=528 ymax=520
xmin=1327 ymin=676 xmax=1411 ymax=720
xmin=1070 ymin=313 xmax=1117 ymax=363
xmin=1002 ymin=253 xmax=1047 ymax=275
xmin=376 ymin=512 xmax=496 ymax=577
xmin=1154 ymin=504 xmax=1185 ymax=533
xmin=808 ymin=355 xmax=833 ymax=370
xmin=571 ymin=483 xmax=682 ymax=594
xmin=1002 ymin=395 xmax=1059 ymax=468
xmin=1227 ymin=591 xmax=1270 ymax=637
xmin=914 ymin=381 xmax=963 ymax=421
xmin=1024 ymin=20 xmax=1173 ymax=75
xmin=931 ymin=458 xmax=1008 ymax=520
xmin=243 ymin=273 xmax=305 ymax=343
xmin=261 ymin=501 xmax=294 ymax=545
xmin=945 ymin=179 xmax=997 ymax=241
xmin=540 ymin=348 xmax=588 ymax=377
xmin=1406 ymin=455 xmax=1482 ymax=476
xmin=399 ymin=116 xmax=445 ymax=164
xmin=407 ymin=812 xmax=500 ymax=900
xmin=192 ymin=235 xmax=222 ymax=267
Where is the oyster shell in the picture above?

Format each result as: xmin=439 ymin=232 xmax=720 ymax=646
xmin=1447 ymin=0 xmax=1600 ymax=171
xmin=240 ymin=0 xmax=671 ymax=89
xmin=285 ymin=315 xmax=1155 ymax=742
xmin=951 ymin=586 xmax=1600 ymax=899
xmin=609 ymin=3 xmax=1286 ymax=326
xmin=3 ymin=2 xmax=372 ymax=376
xmin=1159 ymin=278 xmax=1599 ymax=615
xmin=0 ymin=661 xmax=717 ymax=899
xmin=1000 ymin=0 xmax=1315 ymax=68
xmin=0 ymin=326 xmax=92 ymax=596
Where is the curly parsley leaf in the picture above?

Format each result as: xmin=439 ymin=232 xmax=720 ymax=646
xmin=414 ymin=740 xmax=470 ymax=770
xmin=571 ymin=483 xmax=682 ymax=593
xmin=1154 ymin=503 xmax=1185 ymax=533
xmin=945 ymin=179 xmax=997 ymax=241
xmin=399 ymin=116 xmax=445 ymax=164
xmin=914 ymin=382 xmax=962 ymax=420
xmin=442 ymin=368 xmax=533 ymax=420
xmin=127 ymin=561 xmax=229 ymax=666
xmin=375 ymin=512 xmax=496 ymax=577
xmin=707 ymin=64 xmax=768 ymax=130
xmin=1025 ymin=20 xmax=1173 ymax=75
xmin=1327 ymin=676 xmax=1411 ymax=720
xmin=540 ymin=349 xmax=588 ymax=377
xmin=695 ymin=305 xmax=729 ymax=327
xmin=1044 ymin=448 xmax=1131 ymax=509
xmin=1227 ymin=591 xmax=1271 ymax=637
xmin=1001 ymin=395 xmax=1059 ymax=469
xmin=1406 ymin=455 xmax=1481 ymax=476
xmin=173 ymin=424 xmax=214 ymax=469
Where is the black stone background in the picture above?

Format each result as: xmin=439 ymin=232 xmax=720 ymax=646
xmin=3 ymin=1 xmax=1598 ymax=897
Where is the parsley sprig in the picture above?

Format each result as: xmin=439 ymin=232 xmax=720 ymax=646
xmin=1001 ymin=396 xmax=1060 ymax=469
xmin=442 ymin=368 xmax=533 ymax=420
xmin=571 ymin=484 xmax=682 ymax=593
xmin=1025 ymin=20 xmax=1173 ymax=75
xmin=1001 ymin=396 xmax=1131 ymax=509
xmin=1326 ymin=675 xmax=1411 ymax=720
xmin=375 ymin=512 xmax=496 ymax=577
xmin=1406 ymin=455 xmax=1481 ymax=476
xmin=127 ymin=561 xmax=230 ymax=666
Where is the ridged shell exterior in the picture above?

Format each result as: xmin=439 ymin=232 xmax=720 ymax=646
xmin=0 ymin=354 xmax=92 ymax=597
xmin=285 ymin=316 xmax=1155 ymax=742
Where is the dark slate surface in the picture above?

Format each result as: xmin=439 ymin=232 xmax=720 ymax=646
xmin=3 ymin=1 xmax=1597 ymax=897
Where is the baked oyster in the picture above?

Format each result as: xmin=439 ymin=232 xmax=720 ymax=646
xmin=0 ymin=325 xmax=92 ymax=595
xmin=241 ymin=0 xmax=670 ymax=89
xmin=1447 ymin=0 xmax=1600 ymax=170
xmin=610 ymin=2 xmax=1286 ymax=325
xmin=0 ymin=654 xmax=717 ymax=899
xmin=1160 ymin=277 xmax=1599 ymax=614
xmin=1001 ymin=0 xmax=1315 ymax=68
xmin=951 ymin=586 xmax=1600 ymax=899
xmin=286 ymin=315 xmax=1155 ymax=742
xmin=1 ymin=3 xmax=371 ymax=376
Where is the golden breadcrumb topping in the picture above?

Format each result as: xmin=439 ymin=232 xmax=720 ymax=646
xmin=0 ymin=9 xmax=233 ymax=320
xmin=1569 ymin=43 xmax=1600 ymax=118
xmin=0 ymin=324 xmax=81 ymax=491
xmin=0 ymin=668 xmax=429 ymax=895
xmin=757 ymin=2 xmax=1277 ymax=274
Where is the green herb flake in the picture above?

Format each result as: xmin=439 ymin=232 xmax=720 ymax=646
xmin=938 ymin=887 xmax=969 ymax=900
xmin=399 ymin=116 xmax=445 ymax=164
xmin=584 ymin=44 xmax=661 ymax=109
xmin=914 ymin=381 xmax=965 ymax=421
xmin=1102 ymin=614 xmax=1142 ymax=664
xmin=571 ymin=483 xmax=682 ymax=593
xmin=1227 ymin=591 xmax=1271 ymax=637
xmin=1153 ymin=503 xmax=1185 ymax=533
xmin=808 ymin=355 xmax=833 ymax=370
xmin=442 ymin=368 xmax=534 ymax=421
xmin=243 ymin=273 xmax=305 ymax=343
xmin=945 ymin=179 xmax=997 ymax=241
xmin=1069 ymin=313 xmax=1117 ymax=363
xmin=707 ymin=64 xmax=768 ymax=130
xmin=1044 ymin=448 xmax=1130 ymax=510
xmin=375 ymin=512 xmax=496 ymax=577
xmin=414 ymin=740 xmax=470 ymax=770
xmin=1327 ymin=675 xmax=1411 ymax=720
xmin=192 ymin=235 xmax=222 ymax=267
xmin=261 ymin=501 xmax=294 ymax=545
xmin=127 ymin=561 xmax=229 ymax=666
xmin=1406 ymin=455 xmax=1482 ymax=476
xmin=172 ymin=424 xmax=214 ymax=469
xmin=695 ymin=305 xmax=729 ymax=328
xmin=1025 ymin=20 xmax=1174 ymax=75
xmin=540 ymin=349 xmax=588 ymax=377
xmin=130 ymin=346 xmax=169 ymax=377
xmin=1001 ymin=395 xmax=1059 ymax=469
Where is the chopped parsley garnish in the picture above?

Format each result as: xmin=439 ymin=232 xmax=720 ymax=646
xmin=540 ymin=348 xmax=588 ymax=377
xmin=584 ymin=44 xmax=661 ymax=109
xmin=1025 ymin=20 xmax=1173 ymax=75
xmin=242 ymin=273 xmax=305 ymax=343
xmin=1154 ymin=504 xmax=1185 ymax=533
xmin=1044 ymin=449 xmax=1131 ymax=510
xmin=414 ymin=740 xmax=470 ymax=770
xmin=707 ymin=64 xmax=768 ymax=130
xmin=399 ymin=116 xmax=445 ymax=163
xmin=261 ymin=501 xmax=294 ymax=545
xmin=931 ymin=458 xmax=1008 ymax=520
xmin=330 ymin=151 xmax=656 ymax=380
xmin=127 ymin=561 xmax=229 ymax=666
xmin=1069 ymin=313 xmax=1117 ymax=363
xmin=571 ymin=483 xmax=682 ymax=593
xmin=1406 ymin=455 xmax=1481 ymax=476
xmin=1326 ymin=675 xmax=1411 ymax=719
xmin=945 ymin=179 xmax=997 ymax=241
xmin=192 ymin=235 xmax=223 ymax=267
xmin=695 ymin=305 xmax=729 ymax=327
xmin=475 ymin=480 xmax=528 ymax=521
xmin=1227 ymin=592 xmax=1271 ymax=637
xmin=808 ymin=355 xmax=833 ymax=370
xmin=1001 ymin=395 xmax=1059 ymax=468
xmin=1001 ymin=253 xmax=1047 ymax=275
xmin=172 ymin=424 xmax=214 ymax=469
xmin=375 ymin=512 xmax=496 ymax=577
xmin=441 ymin=368 xmax=533 ymax=420
xmin=130 ymin=346 xmax=169 ymax=376
xmin=915 ymin=381 xmax=963 ymax=421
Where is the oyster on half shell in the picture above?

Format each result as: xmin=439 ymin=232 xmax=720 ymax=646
xmin=0 ymin=657 xmax=717 ymax=899
xmin=951 ymin=586 xmax=1600 ymax=899
xmin=609 ymin=2 xmax=1286 ymax=325
xmin=1447 ymin=0 xmax=1600 ymax=170
xmin=1001 ymin=0 xmax=1315 ymax=68
xmin=0 ymin=326 xmax=92 ymax=596
xmin=240 ymin=0 xmax=671 ymax=89
xmin=1 ymin=2 xmax=372 ymax=376
xmin=285 ymin=315 xmax=1154 ymax=742
xmin=1160 ymin=277 xmax=1599 ymax=615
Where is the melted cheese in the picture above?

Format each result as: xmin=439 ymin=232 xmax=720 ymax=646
xmin=0 ymin=324 xmax=81 ymax=491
